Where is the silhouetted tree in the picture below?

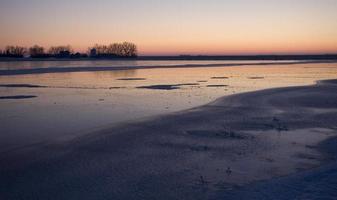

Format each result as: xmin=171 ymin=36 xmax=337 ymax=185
xmin=0 ymin=43 xmax=137 ymax=59
xmin=89 ymin=42 xmax=137 ymax=58
xmin=70 ymin=52 xmax=88 ymax=58
xmin=29 ymin=45 xmax=45 ymax=57
xmin=89 ymin=48 xmax=97 ymax=57
xmin=48 ymin=45 xmax=73 ymax=56
xmin=92 ymin=44 xmax=109 ymax=55
xmin=121 ymin=42 xmax=137 ymax=57
xmin=4 ymin=46 xmax=27 ymax=57
xmin=106 ymin=43 xmax=116 ymax=55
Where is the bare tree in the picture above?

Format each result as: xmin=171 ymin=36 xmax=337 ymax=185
xmin=107 ymin=43 xmax=118 ymax=55
xmin=29 ymin=45 xmax=45 ymax=57
xmin=5 ymin=46 xmax=27 ymax=57
xmin=48 ymin=45 xmax=73 ymax=55
xmin=121 ymin=42 xmax=137 ymax=57
xmin=93 ymin=44 xmax=109 ymax=55
xmin=90 ymin=42 xmax=137 ymax=58
xmin=1 ymin=42 xmax=137 ymax=58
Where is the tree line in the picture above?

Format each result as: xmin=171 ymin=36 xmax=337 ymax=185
xmin=0 ymin=42 xmax=137 ymax=58
xmin=89 ymin=42 xmax=137 ymax=58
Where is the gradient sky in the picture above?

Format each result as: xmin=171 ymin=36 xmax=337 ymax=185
xmin=1 ymin=0 xmax=337 ymax=55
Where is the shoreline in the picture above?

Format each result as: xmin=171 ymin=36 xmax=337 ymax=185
xmin=1 ymin=79 xmax=337 ymax=199
xmin=0 ymin=54 xmax=337 ymax=62
xmin=1 ymin=60 xmax=337 ymax=76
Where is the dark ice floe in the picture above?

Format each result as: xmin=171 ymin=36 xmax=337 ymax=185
xmin=0 ymin=95 xmax=37 ymax=99
xmin=116 ymin=78 xmax=147 ymax=81
xmin=137 ymin=83 xmax=200 ymax=90
xmin=211 ymin=77 xmax=229 ymax=79
xmin=247 ymin=77 xmax=265 ymax=79
xmin=206 ymin=85 xmax=229 ymax=88
xmin=0 ymin=84 xmax=46 ymax=88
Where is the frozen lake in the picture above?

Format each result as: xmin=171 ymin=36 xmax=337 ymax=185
xmin=0 ymin=60 xmax=337 ymax=152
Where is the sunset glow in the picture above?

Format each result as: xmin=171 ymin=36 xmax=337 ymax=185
xmin=1 ymin=0 xmax=337 ymax=55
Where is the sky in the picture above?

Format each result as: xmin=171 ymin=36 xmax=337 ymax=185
xmin=1 ymin=0 xmax=337 ymax=55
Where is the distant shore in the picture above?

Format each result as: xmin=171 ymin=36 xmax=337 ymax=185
xmin=0 ymin=54 xmax=336 ymax=62
xmin=1 ymin=79 xmax=337 ymax=199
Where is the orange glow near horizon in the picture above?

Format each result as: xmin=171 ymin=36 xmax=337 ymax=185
xmin=1 ymin=0 xmax=337 ymax=55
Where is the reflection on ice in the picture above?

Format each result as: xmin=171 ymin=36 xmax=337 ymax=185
xmin=0 ymin=61 xmax=337 ymax=152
